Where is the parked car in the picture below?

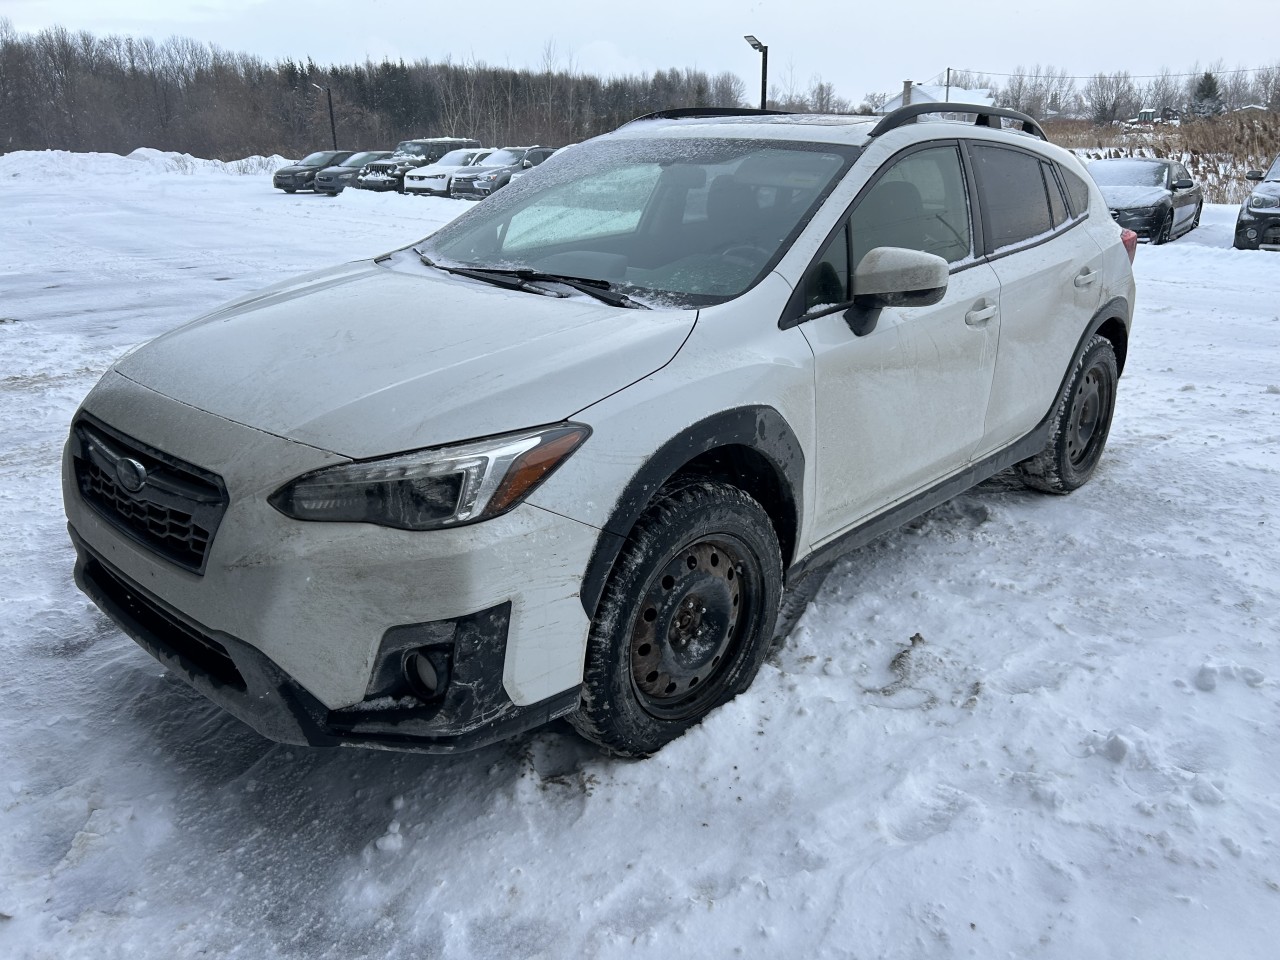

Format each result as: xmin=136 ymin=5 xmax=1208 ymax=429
xmin=1234 ymin=155 xmax=1280 ymax=251
xmin=314 ymin=151 xmax=392 ymax=195
xmin=354 ymin=138 xmax=482 ymax=192
xmin=508 ymin=144 xmax=575 ymax=186
xmin=63 ymin=103 xmax=1136 ymax=759
xmin=403 ymin=149 xmax=493 ymax=196
xmin=272 ymin=150 xmax=355 ymax=193
xmin=450 ymin=146 xmax=557 ymax=199
xmin=1086 ymin=157 xmax=1203 ymax=244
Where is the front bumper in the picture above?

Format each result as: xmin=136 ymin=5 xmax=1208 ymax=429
xmin=355 ymin=170 xmax=403 ymax=191
xmin=273 ymin=174 xmax=315 ymax=191
xmin=1109 ymin=206 xmax=1164 ymax=238
xmin=72 ymin=535 xmax=579 ymax=751
xmin=404 ymin=174 xmax=450 ymax=195
xmin=1234 ymin=208 xmax=1280 ymax=250
xmin=314 ymin=174 xmax=354 ymax=194
xmin=63 ymin=373 xmax=598 ymax=750
xmin=450 ymin=178 xmax=497 ymax=199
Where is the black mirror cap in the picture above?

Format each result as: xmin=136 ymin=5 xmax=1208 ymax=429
xmin=1246 ymin=170 xmax=1264 ymax=181
xmin=1172 ymin=178 xmax=1194 ymax=190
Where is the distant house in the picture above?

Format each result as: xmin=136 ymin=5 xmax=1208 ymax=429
xmin=879 ymin=82 xmax=995 ymax=114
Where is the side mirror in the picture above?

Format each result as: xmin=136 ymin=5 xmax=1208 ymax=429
xmin=522 ymin=159 xmax=534 ymax=169
xmin=1246 ymin=170 xmax=1264 ymax=182
xmin=1172 ymin=178 xmax=1194 ymax=190
xmin=844 ymin=247 xmax=949 ymax=335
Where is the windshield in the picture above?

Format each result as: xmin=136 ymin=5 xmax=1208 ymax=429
xmin=1088 ymin=160 xmax=1167 ymax=188
xmin=418 ymin=136 xmax=855 ymax=307
xmin=300 ymin=151 xmax=340 ymax=166
xmin=479 ymin=149 xmax=524 ymax=167
xmin=1266 ymin=156 xmax=1280 ymax=181
xmin=341 ymin=151 xmax=382 ymax=167
xmin=392 ymin=142 xmax=427 ymax=157
xmin=436 ymin=149 xmax=476 ymax=166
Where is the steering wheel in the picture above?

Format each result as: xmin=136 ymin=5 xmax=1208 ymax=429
xmin=717 ymin=243 xmax=772 ymax=268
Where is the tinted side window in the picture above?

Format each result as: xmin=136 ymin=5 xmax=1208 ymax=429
xmin=1059 ymin=164 xmax=1092 ymax=218
xmin=1042 ymin=161 xmax=1068 ymax=227
xmin=850 ymin=145 xmax=972 ymax=267
xmin=971 ymin=145 xmax=1052 ymax=250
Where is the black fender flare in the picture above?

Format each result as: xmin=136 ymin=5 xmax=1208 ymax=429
xmin=578 ymin=406 xmax=804 ymax=619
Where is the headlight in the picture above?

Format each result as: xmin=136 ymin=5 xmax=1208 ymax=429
xmin=269 ymin=423 xmax=590 ymax=530
xmin=480 ymin=172 xmax=501 ymax=181
xmin=1250 ymin=193 xmax=1279 ymax=210
xmin=340 ymin=172 xmax=354 ymax=179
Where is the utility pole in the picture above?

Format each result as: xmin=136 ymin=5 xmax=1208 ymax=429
xmin=744 ymin=36 xmax=768 ymax=110
xmin=945 ymin=67 xmax=951 ymax=103
xmin=311 ymin=83 xmax=337 ymax=150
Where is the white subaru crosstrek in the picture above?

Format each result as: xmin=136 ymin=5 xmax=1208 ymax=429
xmin=64 ymin=104 xmax=1137 ymax=757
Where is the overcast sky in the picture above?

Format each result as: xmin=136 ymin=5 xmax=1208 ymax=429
xmin=5 ymin=0 xmax=1276 ymax=105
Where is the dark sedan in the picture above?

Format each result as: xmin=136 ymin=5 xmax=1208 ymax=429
xmin=314 ymin=151 xmax=392 ymax=195
xmin=272 ymin=151 xmax=355 ymax=193
xmin=1235 ymin=155 xmax=1280 ymax=251
xmin=1087 ymin=158 xmax=1203 ymax=244
xmin=449 ymin=146 xmax=557 ymax=199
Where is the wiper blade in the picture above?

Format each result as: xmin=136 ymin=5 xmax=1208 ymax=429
xmin=465 ymin=267 xmax=650 ymax=310
xmin=414 ymin=250 xmax=567 ymax=298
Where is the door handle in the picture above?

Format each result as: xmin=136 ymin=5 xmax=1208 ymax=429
xmin=965 ymin=303 xmax=997 ymax=326
xmin=1074 ymin=269 xmax=1098 ymax=287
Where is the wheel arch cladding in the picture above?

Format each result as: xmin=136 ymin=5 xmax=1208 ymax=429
xmin=579 ymin=406 xmax=803 ymax=619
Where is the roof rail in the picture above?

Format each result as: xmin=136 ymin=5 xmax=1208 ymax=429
xmin=625 ymin=107 xmax=791 ymax=125
xmin=869 ymin=102 xmax=1047 ymax=141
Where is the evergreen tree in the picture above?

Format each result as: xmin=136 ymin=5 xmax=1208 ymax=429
xmin=1191 ymin=71 xmax=1223 ymax=116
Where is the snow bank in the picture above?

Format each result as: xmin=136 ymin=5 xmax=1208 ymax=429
xmin=0 ymin=148 xmax=291 ymax=178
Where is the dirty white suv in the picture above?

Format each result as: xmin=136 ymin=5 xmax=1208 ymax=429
xmin=64 ymin=104 xmax=1136 ymax=757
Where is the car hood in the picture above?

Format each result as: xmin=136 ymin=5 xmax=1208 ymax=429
xmin=1100 ymin=185 xmax=1169 ymax=209
xmin=275 ymin=164 xmax=319 ymax=176
xmin=113 ymin=253 xmax=696 ymax=459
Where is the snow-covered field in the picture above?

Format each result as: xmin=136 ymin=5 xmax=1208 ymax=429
xmin=2 ymin=150 xmax=1279 ymax=959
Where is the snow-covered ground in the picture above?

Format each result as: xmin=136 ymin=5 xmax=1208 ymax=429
xmin=2 ymin=151 xmax=1279 ymax=959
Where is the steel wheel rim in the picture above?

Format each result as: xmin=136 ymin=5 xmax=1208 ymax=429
xmin=1067 ymin=364 xmax=1107 ymax=466
xmin=628 ymin=533 xmax=762 ymax=721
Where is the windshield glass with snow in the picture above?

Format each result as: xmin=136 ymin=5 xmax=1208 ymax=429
xmin=1266 ymin=156 xmax=1280 ymax=181
xmin=479 ymin=149 xmax=524 ymax=167
xmin=340 ymin=152 xmax=381 ymax=167
xmin=300 ymin=151 xmax=338 ymax=166
xmin=419 ymin=137 xmax=855 ymax=307
xmin=1088 ymin=160 xmax=1167 ymax=188
xmin=436 ymin=149 xmax=475 ymax=166
xmin=392 ymin=142 xmax=427 ymax=157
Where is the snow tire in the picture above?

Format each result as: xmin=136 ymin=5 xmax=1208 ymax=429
xmin=1015 ymin=334 xmax=1118 ymax=494
xmin=571 ymin=480 xmax=782 ymax=757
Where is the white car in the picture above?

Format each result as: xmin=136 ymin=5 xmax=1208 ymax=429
xmin=403 ymin=148 xmax=493 ymax=196
xmin=64 ymin=104 xmax=1136 ymax=758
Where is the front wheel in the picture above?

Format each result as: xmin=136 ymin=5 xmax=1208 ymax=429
xmin=1191 ymin=202 xmax=1202 ymax=229
xmin=1152 ymin=209 xmax=1173 ymax=245
xmin=1015 ymin=335 xmax=1118 ymax=494
xmin=571 ymin=480 xmax=782 ymax=757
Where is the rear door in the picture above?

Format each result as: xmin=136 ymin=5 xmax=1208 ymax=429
xmin=968 ymin=144 xmax=1104 ymax=454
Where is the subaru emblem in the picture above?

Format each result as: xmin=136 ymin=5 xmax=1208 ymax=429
xmin=116 ymin=458 xmax=148 ymax=493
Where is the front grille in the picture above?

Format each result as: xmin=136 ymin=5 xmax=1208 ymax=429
xmin=85 ymin=556 xmax=245 ymax=690
xmin=71 ymin=417 xmax=229 ymax=574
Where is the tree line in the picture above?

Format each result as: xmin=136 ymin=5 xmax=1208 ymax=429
xmin=945 ymin=62 xmax=1280 ymax=125
xmin=3 ymin=19 xmax=1279 ymax=160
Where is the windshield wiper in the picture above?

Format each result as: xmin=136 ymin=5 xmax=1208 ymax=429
xmin=415 ymin=250 xmax=567 ymax=298
xmin=461 ymin=267 xmax=650 ymax=309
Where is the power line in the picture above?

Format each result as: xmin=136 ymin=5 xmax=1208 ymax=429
xmin=951 ymin=64 xmax=1276 ymax=81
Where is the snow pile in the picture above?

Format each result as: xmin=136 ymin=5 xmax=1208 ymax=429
xmin=1 ymin=151 xmax=1279 ymax=959
xmin=0 ymin=148 xmax=292 ymax=179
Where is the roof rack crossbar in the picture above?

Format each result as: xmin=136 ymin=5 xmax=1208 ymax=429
xmin=625 ymin=107 xmax=791 ymax=125
xmin=868 ymin=102 xmax=1047 ymax=141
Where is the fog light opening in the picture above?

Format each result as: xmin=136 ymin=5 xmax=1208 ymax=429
xmin=404 ymin=646 xmax=452 ymax=702
xmin=1246 ymin=228 xmax=1258 ymax=240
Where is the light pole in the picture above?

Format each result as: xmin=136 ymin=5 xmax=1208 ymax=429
xmin=311 ymin=82 xmax=337 ymax=150
xmin=743 ymin=35 xmax=767 ymax=110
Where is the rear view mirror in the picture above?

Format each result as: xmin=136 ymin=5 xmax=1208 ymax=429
xmin=844 ymin=247 xmax=949 ymax=337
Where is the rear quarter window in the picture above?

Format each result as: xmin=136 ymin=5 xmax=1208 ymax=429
xmin=1059 ymin=164 xmax=1092 ymax=219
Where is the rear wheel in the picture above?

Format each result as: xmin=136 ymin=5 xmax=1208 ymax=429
xmin=1191 ymin=202 xmax=1202 ymax=229
xmin=571 ymin=480 xmax=782 ymax=757
xmin=1015 ymin=335 xmax=1118 ymax=494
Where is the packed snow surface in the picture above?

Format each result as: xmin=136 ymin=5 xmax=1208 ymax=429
xmin=2 ymin=151 xmax=1279 ymax=959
